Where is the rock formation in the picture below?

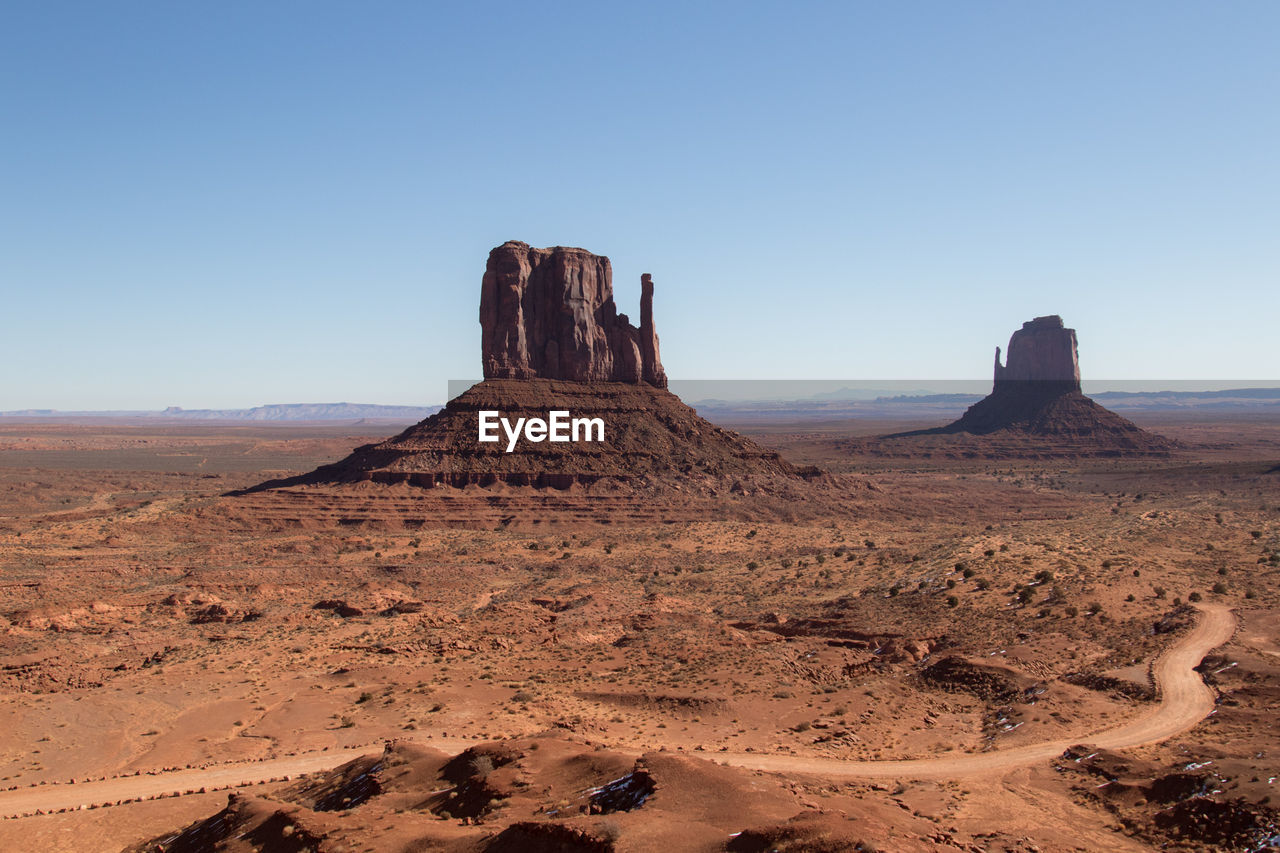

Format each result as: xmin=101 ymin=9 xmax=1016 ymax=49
xmin=993 ymin=315 xmax=1080 ymax=390
xmin=885 ymin=315 xmax=1175 ymax=455
xmin=241 ymin=242 xmax=815 ymax=497
xmin=480 ymin=241 xmax=666 ymax=387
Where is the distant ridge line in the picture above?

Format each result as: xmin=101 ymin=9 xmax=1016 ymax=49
xmin=4 ymin=387 xmax=1278 ymax=420
xmin=0 ymin=402 xmax=442 ymax=422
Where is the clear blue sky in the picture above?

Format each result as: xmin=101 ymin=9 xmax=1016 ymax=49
xmin=3 ymin=1 xmax=1277 ymax=408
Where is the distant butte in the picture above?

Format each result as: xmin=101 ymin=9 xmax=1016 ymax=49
xmin=886 ymin=315 xmax=1176 ymax=456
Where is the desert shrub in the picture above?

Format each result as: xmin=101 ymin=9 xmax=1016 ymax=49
xmin=1188 ymin=591 xmax=1203 ymax=602
xmin=1212 ymin=582 xmax=1228 ymax=594
xmin=946 ymin=595 xmax=959 ymax=608
xmin=746 ymin=561 xmax=759 ymax=570
xmin=1087 ymin=601 xmax=1104 ymax=615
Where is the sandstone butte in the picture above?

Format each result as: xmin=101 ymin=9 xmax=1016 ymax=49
xmin=915 ymin=315 xmax=1175 ymax=452
xmin=238 ymin=242 xmax=817 ymax=495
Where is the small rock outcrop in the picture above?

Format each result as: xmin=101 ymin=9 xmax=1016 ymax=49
xmin=480 ymin=241 xmax=666 ymax=388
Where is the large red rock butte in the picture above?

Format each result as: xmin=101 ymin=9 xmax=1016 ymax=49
xmin=238 ymin=242 xmax=817 ymax=496
xmin=480 ymin=241 xmax=667 ymax=388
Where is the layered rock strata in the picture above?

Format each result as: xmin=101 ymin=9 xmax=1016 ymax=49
xmin=246 ymin=379 xmax=802 ymax=491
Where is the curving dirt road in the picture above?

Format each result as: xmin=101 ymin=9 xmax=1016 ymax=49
xmin=0 ymin=604 xmax=1235 ymax=818
xmin=720 ymin=603 xmax=1236 ymax=779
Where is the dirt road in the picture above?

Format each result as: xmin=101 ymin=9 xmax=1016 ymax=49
xmin=720 ymin=603 xmax=1236 ymax=779
xmin=0 ymin=604 xmax=1234 ymax=818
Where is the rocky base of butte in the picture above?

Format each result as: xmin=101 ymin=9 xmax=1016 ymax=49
xmin=243 ymin=379 xmax=812 ymax=493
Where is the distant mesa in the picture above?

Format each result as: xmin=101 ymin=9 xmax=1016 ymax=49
xmin=887 ymin=315 xmax=1176 ymax=455
xmin=239 ymin=242 xmax=813 ymax=495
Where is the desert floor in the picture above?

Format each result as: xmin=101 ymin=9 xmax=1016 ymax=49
xmin=0 ymin=414 xmax=1276 ymax=852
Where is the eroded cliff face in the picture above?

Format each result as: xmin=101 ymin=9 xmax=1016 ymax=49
xmin=993 ymin=315 xmax=1081 ymax=389
xmin=479 ymin=241 xmax=666 ymax=387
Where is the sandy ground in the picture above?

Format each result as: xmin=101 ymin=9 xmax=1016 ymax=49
xmin=0 ymin=602 xmax=1233 ymax=821
xmin=0 ymin=417 xmax=1276 ymax=851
